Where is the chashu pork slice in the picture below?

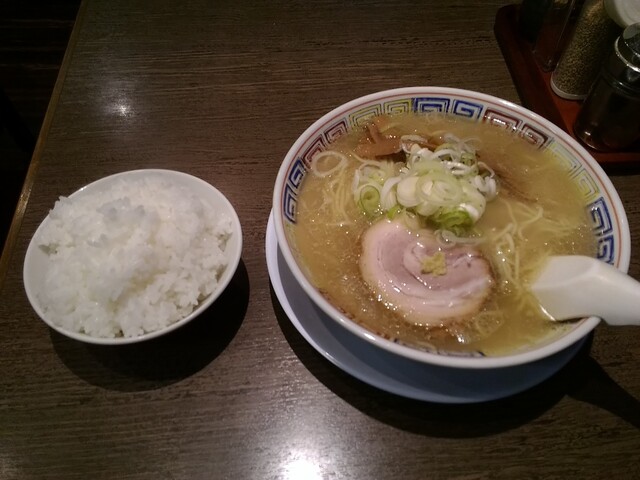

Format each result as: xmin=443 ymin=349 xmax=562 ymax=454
xmin=359 ymin=219 xmax=493 ymax=327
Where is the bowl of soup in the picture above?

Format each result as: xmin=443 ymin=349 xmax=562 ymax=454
xmin=272 ymin=87 xmax=630 ymax=369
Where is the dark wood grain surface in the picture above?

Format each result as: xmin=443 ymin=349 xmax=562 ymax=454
xmin=1 ymin=1 xmax=639 ymax=478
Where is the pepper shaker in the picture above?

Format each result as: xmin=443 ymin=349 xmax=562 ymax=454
xmin=550 ymin=0 xmax=622 ymax=99
xmin=574 ymin=22 xmax=640 ymax=151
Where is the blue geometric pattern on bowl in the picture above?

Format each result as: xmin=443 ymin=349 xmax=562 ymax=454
xmin=589 ymin=197 xmax=615 ymax=264
xmin=280 ymin=92 xmax=618 ymax=265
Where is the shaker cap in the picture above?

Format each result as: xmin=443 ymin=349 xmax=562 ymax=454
xmin=617 ymin=23 xmax=640 ymax=69
xmin=605 ymin=0 xmax=640 ymax=27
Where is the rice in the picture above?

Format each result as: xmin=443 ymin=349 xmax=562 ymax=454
xmin=36 ymin=174 xmax=232 ymax=338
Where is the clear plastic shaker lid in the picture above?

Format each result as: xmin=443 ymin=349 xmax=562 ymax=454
xmin=619 ymin=22 xmax=640 ymax=69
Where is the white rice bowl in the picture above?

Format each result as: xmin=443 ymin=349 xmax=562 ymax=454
xmin=24 ymin=169 xmax=243 ymax=344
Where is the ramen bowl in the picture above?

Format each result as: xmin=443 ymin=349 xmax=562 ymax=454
xmin=272 ymin=87 xmax=630 ymax=370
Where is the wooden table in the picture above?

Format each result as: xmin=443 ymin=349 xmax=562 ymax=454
xmin=1 ymin=1 xmax=638 ymax=478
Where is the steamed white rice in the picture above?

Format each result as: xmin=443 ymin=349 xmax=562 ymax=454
xmin=36 ymin=175 xmax=232 ymax=338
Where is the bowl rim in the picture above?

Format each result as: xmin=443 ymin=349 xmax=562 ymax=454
xmin=272 ymin=86 xmax=631 ymax=369
xmin=23 ymin=168 xmax=243 ymax=345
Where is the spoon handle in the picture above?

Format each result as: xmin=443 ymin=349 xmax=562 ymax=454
xmin=532 ymin=256 xmax=640 ymax=326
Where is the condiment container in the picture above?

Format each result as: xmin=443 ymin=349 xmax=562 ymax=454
xmin=574 ymin=22 xmax=640 ymax=151
xmin=551 ymin=0 xmax=622 ymax=99
xmin=533 ymin=0 xmax=580 ymax=71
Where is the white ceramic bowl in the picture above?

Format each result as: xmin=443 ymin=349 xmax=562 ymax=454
xmin=24 ymin=169 xmax=243 ymax=345
xmin=273 ymin=87 xmax=630 ymax=369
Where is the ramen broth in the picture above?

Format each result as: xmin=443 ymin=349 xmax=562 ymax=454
xmin=292 ymin=113 xmax=596 ymax=356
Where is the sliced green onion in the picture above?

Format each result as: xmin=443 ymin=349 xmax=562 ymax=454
xmin=358 ymin=185 xmax=381 ymax=216
xmin=435 ymin=143 xmax=456 ymax=152
xmin=386 ymin=204 xmax=403 ymax=219
xmin=431 ymin=207 xmax=473 ymax=236
xmin=349 ymin=127 xmax=497 ymax=235
xmin=460 ymin=152 xmax=476 ymax=165
xmin=396 ymin=176 xmax=421 ymax=207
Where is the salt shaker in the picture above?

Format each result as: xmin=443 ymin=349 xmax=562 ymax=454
xmin=550 ymin=0 xmax=621 ymax=99
xmin=574 ymin=22 xmax=640 ymax=151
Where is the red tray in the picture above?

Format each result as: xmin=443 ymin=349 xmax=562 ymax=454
xmin=494 ymin=4 xmax=640 ymax=166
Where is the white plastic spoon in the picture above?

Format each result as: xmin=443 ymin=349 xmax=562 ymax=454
xmin=530 ymin=255 xmax=640 ymax=325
